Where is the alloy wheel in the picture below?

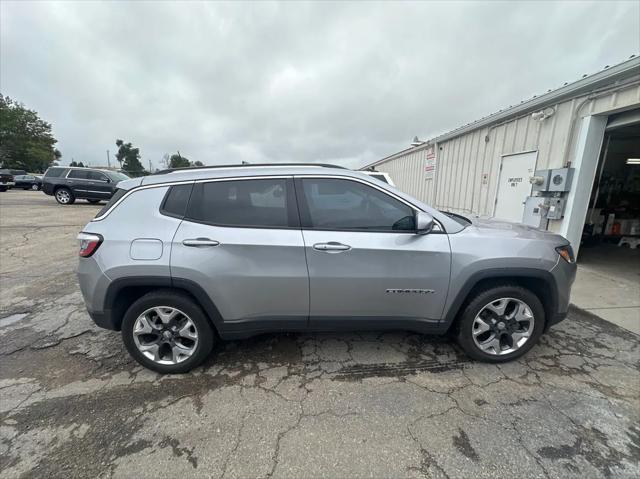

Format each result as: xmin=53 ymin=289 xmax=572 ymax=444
xmin=472 ymin=298 xmax=535 ymax=356
xmin=132 ymin=306 xmax=199 ymax=365
xmin=56 ymin=189 xmax=70 ymax=203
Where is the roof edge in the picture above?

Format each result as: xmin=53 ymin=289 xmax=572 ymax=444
xmin=362 ymin=55 xmax=640 ymax=170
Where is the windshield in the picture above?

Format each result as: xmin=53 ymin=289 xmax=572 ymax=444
xmin=106 ymin=171 xmax=130 ymax=182
xmin=440 ymin=210 xmax=472 ymax=226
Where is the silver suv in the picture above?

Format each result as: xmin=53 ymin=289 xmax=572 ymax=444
xmin=77 ymin=164 xmax=576 ymax=373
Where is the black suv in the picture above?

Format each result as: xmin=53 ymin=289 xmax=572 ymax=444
xmin=42 ymin=167 xmax=130 ymax=204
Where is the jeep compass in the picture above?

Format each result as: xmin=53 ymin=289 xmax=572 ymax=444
xmin=77 ymin=164 xmax=576 ymax=373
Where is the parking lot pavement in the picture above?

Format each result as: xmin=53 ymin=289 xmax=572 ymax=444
xmin=1 ymin=191 xmax=639 ymax=479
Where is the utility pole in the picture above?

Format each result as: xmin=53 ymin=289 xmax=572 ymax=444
xmin=148 ymin=159 xmax=152 ymax=172
xmin=106 ymin=150 xmax=111 ymax=168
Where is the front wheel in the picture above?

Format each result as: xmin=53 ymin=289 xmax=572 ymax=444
xmin=121 ymin=290 xmax=215 ymax=373
xmin=456 ymin=285 xmax=545 ymax=362
xmin=55 ymin=187 xmax=75 ymax=205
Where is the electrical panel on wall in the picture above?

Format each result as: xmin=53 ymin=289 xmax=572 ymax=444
xmin=523 ymin=168 xmax=574 ymax=228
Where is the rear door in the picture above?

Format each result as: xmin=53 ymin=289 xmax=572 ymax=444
xmin=296 ymin=176 xmax=451 ymax=330
xmin=170 ymin=177 xmax=309 ymax=334
xmin=86 ymin=171 xmax=114 ymax=199
xmin=65 ymin=169 xmax=90 ymax=197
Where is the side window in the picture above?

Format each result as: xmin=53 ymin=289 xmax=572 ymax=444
xmin=161 ymin=184 xmax=193 ymax=218
xmin=186 ymin=178 xmax=294 ymax=228
xmin=88 ymin=171 xmax=108 ymax=182
xmin=300 ymin=178 xmax=415 ymax=231
xmin=67 ymin=170 xmax=89 ymax=180
xmin=44 ymin=167 xmax=66 ymax=178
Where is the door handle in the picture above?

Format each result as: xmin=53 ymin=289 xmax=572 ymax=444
xmin=313 ymin=242 xmax=351 ymax=252
xmin=182 ymin=238 xmax=220 ymax=247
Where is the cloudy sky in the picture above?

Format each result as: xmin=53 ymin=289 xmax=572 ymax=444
xmin=1 ymin=1 xmax=638 ymax=170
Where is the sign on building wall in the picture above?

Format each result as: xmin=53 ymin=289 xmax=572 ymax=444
xmin=424 ymin=145 xmax=436 ymax=179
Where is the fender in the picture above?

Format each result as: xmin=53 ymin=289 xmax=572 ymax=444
xmin=102 ymin=276 xmax=224 ymax=331
xmin=441 ymin=267 xmax=559 ymax=328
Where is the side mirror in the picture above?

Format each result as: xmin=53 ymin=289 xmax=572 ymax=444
xmin=415 ymin=211 xmax=434 ymax=235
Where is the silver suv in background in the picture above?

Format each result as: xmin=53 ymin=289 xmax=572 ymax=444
xmin=77 ymin=164 xmax=576 ymax=373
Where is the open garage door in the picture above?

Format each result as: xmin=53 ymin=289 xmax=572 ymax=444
xmin=573 ymin=110 xmax=640 ymax=333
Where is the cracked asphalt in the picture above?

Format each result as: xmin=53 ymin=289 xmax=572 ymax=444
xmin=1 ymin=190 xmax=639 ymax=478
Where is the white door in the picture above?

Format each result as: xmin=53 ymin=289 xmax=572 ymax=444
xmin=493 ymin=151 xmax=537 ymax=222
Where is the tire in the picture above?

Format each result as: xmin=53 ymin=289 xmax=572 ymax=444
xmin=31 ymin=184 xmax=39 ymax=191
xmin=121 ymin=290 xmax=215 ymax=374
xmin=55 ymin=187 xmax=75 ymax=205
xmin=456 ymin=284 xmax=545 ymax=363
xmin=87 ymin=199 xmax=101 ymax=204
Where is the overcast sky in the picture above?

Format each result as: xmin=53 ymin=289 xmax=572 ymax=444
xmin=1 ymin=1 xmax=638 ymax=170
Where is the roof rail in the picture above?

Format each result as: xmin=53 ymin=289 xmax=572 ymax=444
xmin=154 ymin=162 xmax=348 ymax=175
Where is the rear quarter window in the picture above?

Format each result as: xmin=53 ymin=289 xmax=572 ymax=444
xmin=44 ymin=167 xmax=67 ymax=178
xmin=160 ymin=184 xmax=194 ymax=218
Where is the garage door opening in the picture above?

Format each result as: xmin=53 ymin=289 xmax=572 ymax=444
xmin=573 ymin=113 xmax=640 ymax=333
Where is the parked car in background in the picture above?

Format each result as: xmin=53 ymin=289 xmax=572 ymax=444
xmin=76 ymin=163 xmax=576 ymax=373
xmin=0 ymin=169 xmax=15 ymax=192
xmin=42 ymin=166 xmax=130 ymax=204
xmin=14 ymin=174 xmax=42 ymax=190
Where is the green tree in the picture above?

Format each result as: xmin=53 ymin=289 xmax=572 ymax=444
xmin=193 ymin=160 xmax=204 ymax=167
xmin=115 ymin=139 xmax=145 ymax=176
xmin=0 ymin=94 xmax=59 ymax=173
xmin=169 ymin=153 xmax=191 ymax=169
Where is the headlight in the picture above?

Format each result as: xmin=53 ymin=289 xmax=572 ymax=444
xmin=555 ymin=244 xmax=575 ymax=264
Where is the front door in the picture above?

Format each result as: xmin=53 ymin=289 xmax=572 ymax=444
xmin=170 ymin=177 xmax=309 ymax=334
xmin=493 ymin=151 xmax=538 ymax=222
xmin=295 ymin=177 xmax=451 ymax=330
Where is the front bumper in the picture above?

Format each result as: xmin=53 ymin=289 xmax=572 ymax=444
xmin=547 ymin=255 xmax=577 ymax=329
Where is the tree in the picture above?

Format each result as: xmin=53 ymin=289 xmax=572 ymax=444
xmin=169 ymin=153 xmax=191 ymax=169
xmin=69 ymin=160 xmax=85 ymax=167
xmin=193 ymin=160 xmax=204 ymax=167
xmin=0 ymin=94 xmax=59 ymax=173
xmin=115 ymin=139 xmax=145 ymax=176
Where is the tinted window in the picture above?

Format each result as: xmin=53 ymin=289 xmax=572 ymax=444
xmin=187 ymin=179 xmax=291 ymax=228
xmin=96 ymin=188 xmax=127 ymax=217
xmin=44 ymin=167 xmax=67 ymax=178
xmin=301 ymin=178 xmax=415 ymax=231
xmin=161 ymin=184 xmax=193 ymax=218
xmin=68 ymin=169 xmax=90 ymax=179
xmin=107 ymin=171 xmax=130 ymax=182
xmin=88 ymin=171 xmax=108 ymax=181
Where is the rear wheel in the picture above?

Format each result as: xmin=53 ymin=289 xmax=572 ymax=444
xmin=456 ymin=285 xmax=545 ymax=362
xmin=121 ymin=290 xmax=215 ymax=373
xmin=55 ymin=187 xmax=75 ymax=205
xmin=31 ymin=184 xmax=39 ymax=191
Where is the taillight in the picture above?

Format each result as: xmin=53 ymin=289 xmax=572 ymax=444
xmin=77 ymin=232 xmax=103 ymax=258
xmin=555 ymin=244 xmax=575 ymax=264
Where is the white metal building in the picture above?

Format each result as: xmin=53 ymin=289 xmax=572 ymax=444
xmin=362 ymin=56 xmax=640 ymax=258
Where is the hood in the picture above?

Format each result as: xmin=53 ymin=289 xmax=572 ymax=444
xmin=469 ymin=217 xmax=568 ymax=243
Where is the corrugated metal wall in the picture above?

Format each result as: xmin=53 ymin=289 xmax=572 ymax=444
xmin=376 ymin=82 xmax=640 ymax=226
